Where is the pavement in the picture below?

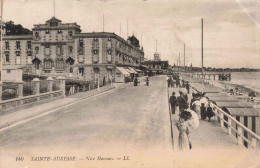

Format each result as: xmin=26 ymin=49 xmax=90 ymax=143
xmin=0 ymin=84 xmax=115 ymax=130
xmin=0 ymin=76 xmax=173 ymax=168
xmin=168 ymin=87 xmax=260 ymax=168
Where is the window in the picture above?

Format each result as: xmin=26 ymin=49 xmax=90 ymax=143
xmin=56 ymin=60 xmax=64 ymax=70
xmin=50 ymin=21 xmax=58 ymax=27
xmin=5 ymin=41 xmax=9 ymax=50
xmin=58 ymin=29 xmax=62 ymax=34
xmin=27 ymin=51 xmax=32 ymax=56
xmin=68 ymin=31 xmax=73 ymax=37
xmin=79 ymin=67 xmax=84 ymax=76
xmin=5 ymin=51 xmax=10 ymax=62
xmin=79 ymin=41 xmax=83 ymax=48
xmin=108 ymin=37 xmax=111 ymax=41
xmin=46 ymin=30 xmax=49 ymax=34
xmin=16 ymin=51 xmax=21 ymax=56
xmin=57 ymin=45 xmax=62 ymax=55
xmin=16 ymin=40 xmax=20 ymax=50
xmin=68 ymin=46 xmax=73 ymax=53
xmin=35 ymin=32 xmax=39 ymax=38
xmin=7 ymin=69 xmax=11 ymax=73
xmin=27 ymin=41 xmax=32 ymax=49
xmin=35 ymin=46 xmax=39 ymax=54
xmin=43 ymin=61 xmax=52 ymax=69
xmin=45 ymin=44 xmax=50 ymax=48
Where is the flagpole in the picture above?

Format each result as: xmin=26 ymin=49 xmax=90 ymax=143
xmin=53 ymin=0 xmax=55 ymax=17
xmin=0 ymin=0 xmax=3 ymax=100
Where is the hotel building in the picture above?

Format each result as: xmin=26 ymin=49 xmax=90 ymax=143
xmin=2 ymin=17 xmax=144 ymax=83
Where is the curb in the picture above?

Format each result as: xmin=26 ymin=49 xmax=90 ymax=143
xmin=0 ymin=87 xmax=115 ymax=131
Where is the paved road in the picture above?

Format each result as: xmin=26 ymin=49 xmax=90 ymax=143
xmin=0 ymin=76 xmax=173 ymax=168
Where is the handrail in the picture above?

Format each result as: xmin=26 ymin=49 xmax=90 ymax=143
xmin=212 ymin=103 xmax=260 ymax=149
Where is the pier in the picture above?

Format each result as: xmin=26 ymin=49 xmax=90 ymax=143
xmin=185 ymin=72 xmax=232 ymax=81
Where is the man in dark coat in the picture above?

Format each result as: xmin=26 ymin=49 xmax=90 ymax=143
xmin=200 ymin=103 xmax=207 ymax=120
xmin=177 ymin=91 xmax=189 ymax=114
xmin=206 ymin=103 xmax=214 ymax=122
xmin=169 ymin=92 xmax=177 ymax=114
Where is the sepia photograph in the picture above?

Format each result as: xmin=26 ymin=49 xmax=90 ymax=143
xmin=0 ymin=0 xmax=260 ymax=167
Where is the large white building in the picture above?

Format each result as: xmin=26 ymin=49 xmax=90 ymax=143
xmin=2 ymin=17 xmax=144 ymax=83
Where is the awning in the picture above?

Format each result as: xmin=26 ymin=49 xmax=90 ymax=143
xmin=140 ymin=65 xmax=148 ymax=69
xmin=135 ymin=69 xmax=143 ymax=72
xmin=116 ymin=67 xmax=130 ymax=75
xmin=127 ymin=67 xmax=138 ymax=74
xmin=215 ymin=101 xmax=253 ymax=108
xmin=123 ymin=67 xmax=133 ymax=74
xmin=227 ymin=108 xmax=260 ymax=117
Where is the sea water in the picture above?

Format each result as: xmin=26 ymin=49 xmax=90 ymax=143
xmin=225 ymin=72 xmax=260 ymax=93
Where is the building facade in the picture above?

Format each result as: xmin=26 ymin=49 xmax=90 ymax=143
xmin=2 ymin=17 xmax=144 ymax=83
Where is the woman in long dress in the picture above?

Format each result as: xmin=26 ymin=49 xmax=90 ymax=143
xmin=177 ymin=111 xmax=192 ymax=151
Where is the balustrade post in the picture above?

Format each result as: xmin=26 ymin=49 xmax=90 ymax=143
xmin=251 ymin=137 xmax=257 ymax=149
xmin=220 ymin=112 xmax=224 ymax=127
xmin=237 ymin=126 xmax=243 ymax=145
xmin=46 ymin=77 xmax=54 ymax=92
xmin=16 ymin=80 xmax=24 ymax=98
xmin=228 ymin=118 xmax=232 ymax=134
xmin=32 ymin=78 xmax=40 ymax=95
xmin=57 ymin=76 xmax=66 ymax=98
xmin=98 ymin=73 xmax=100 ymax=91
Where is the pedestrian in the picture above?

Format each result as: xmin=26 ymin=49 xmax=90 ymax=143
xmin=103 ymin=76 xmax=106 ymax=86
xmin=200 ymin=103 xmax=207 ymax=120
xmin=145 ymin=77 xmax=149 ymax=86
xmin=177 ymin=91 xmax=189 ymax=114
xmin=176 ymin=76 xmax=180 ymax=87
xmin=133 ymin=77 xmax=138 ymax=86
xmin=167 ymin=77 xmax=171 ymax=87
xmin=186 ymin=82 xmax=190 ymax=94
xmin=169 ymin=92 xmax=177 ymax=114
xmin=192 ymin=97 xmax=201 ymax=118
xmin=176 ymin=110 xmax=192 ymax=151
xmin=206 ymin=103 xmax=214 ymax=122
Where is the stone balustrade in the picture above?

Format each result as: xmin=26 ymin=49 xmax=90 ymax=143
xmin=0 ymin=76 xmax=66 ymax=111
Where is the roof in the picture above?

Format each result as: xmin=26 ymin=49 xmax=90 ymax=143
xmin=3 ymin=35 xmax=33 ymax=40
xmin=208 ymin=96 xmax=239 ymax=102
xmin=227 ymin=108 xmax=260 ymax=117
xmin=215 ymin=101 xmax=253 ymax=108
xmin=190 ymin=83 xmax=222 ymax=93
xmin=205 ymin=93 xmax=229 ymax=97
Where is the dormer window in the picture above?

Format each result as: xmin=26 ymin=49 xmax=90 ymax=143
xmin=58 ymin=29 xmax=62 ymax=34
xmin=45 ymin=44 xmax=50 ymax=48
xmin=46 ymin=30 xmax=49 ymax=34
xmin=35 ymin=32 xmax=39 ymax=38
xmin=108 ymin=37 xmax=111 ymax=41
xmin=35 ymin=46 xmax=39 ymax=54
xmin=68 ymin=31 xmax=73 ymax=37
xmin=94 ymin=37 xmax=98 ymax=41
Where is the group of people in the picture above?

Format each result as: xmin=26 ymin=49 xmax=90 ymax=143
xmin=133 ymin=76 xmax=149 ymax=87
xmin=168 ymin=75 xmax=217 ymax=151
xmin=190 ymin=92 xmax=215 ymax=122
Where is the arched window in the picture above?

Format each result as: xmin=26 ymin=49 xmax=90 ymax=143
xmin=68 ymin=46 xmax=73 ymax=53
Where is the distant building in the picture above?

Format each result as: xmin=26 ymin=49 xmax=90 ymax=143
xmin=142 ymin=43 xmax=169 ymax=75
xmin=2 ymin=17 xmax=144 ymax=83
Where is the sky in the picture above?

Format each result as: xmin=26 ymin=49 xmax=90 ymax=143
xmin=1 ymin=0 xmax=260 ymax=68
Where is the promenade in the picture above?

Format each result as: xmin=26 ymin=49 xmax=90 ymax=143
xmin=168 ymin=87 xmax=260 ymax=168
